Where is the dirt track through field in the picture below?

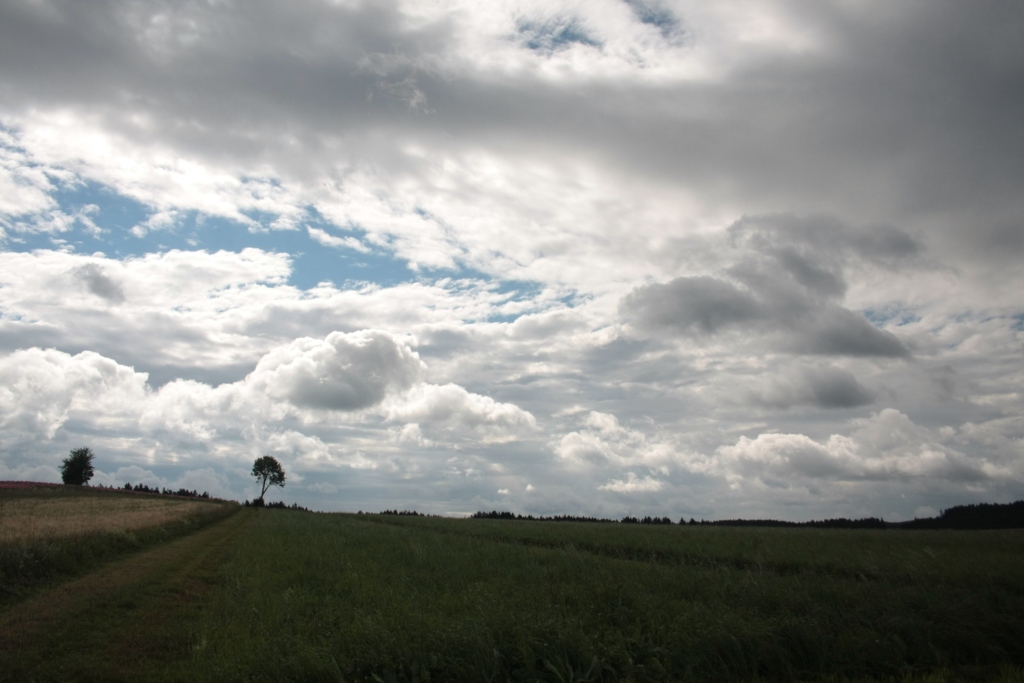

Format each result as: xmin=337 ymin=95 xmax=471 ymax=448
xmin=0 ymin=507 xmax=253 ymax=682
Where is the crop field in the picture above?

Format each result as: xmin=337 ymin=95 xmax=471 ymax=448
xmin=3 ymin=500 xmax=1024 ymax=682
xmin=174 ymin=512 xmax=1024 ymax=683
xmin=0 ymin=489 xmax=226 ymax=542
xmin=0 ymin=485 xmax=237 ymax=604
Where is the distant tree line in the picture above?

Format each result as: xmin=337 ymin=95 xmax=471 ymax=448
xmin=472 ymin=511 xmax=617 ymax=523
xmin=896 ymin=501 xmax=1024 ymax=530
xmin=623 ymin=515 xmax=674 ymax=525
xmin=244 ymin=498 xmax=310 ymax=511
xmin=115 ymin=482 xmax=212 ymax=499
xmin=698 ymin=517 xmax=888 ymax=529
xmin=468 ymin=500 xmax=1024 ymax=530
xmin=472 ymin=510 xmax=665 ymax=524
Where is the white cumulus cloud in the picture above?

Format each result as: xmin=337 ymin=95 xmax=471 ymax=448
xmin=598 ymin=472 xmax=664 ymax=493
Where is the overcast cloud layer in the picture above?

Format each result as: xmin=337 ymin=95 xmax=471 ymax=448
xmin=1 ymin=0 xmax=1022 ymax=520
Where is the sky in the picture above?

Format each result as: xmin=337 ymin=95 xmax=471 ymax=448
xmin=1 ymin=0 xmax=1022 ymax=520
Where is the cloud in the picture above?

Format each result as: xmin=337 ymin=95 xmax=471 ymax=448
xmin=72 ymin=263 xmax=126 ymax=303
xmin=728 ymin=214 xmax=923 ymax=270
xmin=623 ymin=0 xmax=682 ymax=39
xmin=171 ymin=467 xmax=235 ymax=498
xmin=747 ymin=364 xmax=875 ymax=410
xmin=92 ymin=465 xmax=166 ymax=489
xmin=598 ymin=472 xmax=663 ymax=493
xmin=622 ymin=276 xmax=763 ymax=335
xmin=700 ymin=409 xmax=996 ymax=487
xmin=792 ymin=308 xmax=908 ymax=358
xmin=554 ymin=411 xmax=681 ymax=471
xmin=0 ymin=329 xmax=540 ymax=498
xmin=249 ymin=330 xmax=424 ymax=411
xmin=386 ymin=383 xmax=537 ymax=443
xmin=0 ymin=132 xmax=59 ymax=220
xmin=623 ymin=214 xmax=913 ymax=358
xmin=89 ymin=465 xmax=234 ymax=499
xmin=0 ymin=2 xmax=1022 ymax=519
xmin=0 ymin=461 xmax=62 ymax=484
xmin=307 ymin=226 xmax=371 ymax=253
xmin=0 ymin=347 xmax=148 ymax=447
xmin=624 ymin=274 xmax=908 ymax=357
xmin=517 ymin=17 xmax=602 ymax=54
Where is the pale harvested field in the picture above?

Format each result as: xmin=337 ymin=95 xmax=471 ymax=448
xmin=0 ymin=494 xmax=221 ymax=542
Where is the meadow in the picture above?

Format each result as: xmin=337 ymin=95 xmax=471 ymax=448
xmin=0 ymin=484 xmax=237 ymax=604
xmin=175 ymin=511 xmax=1024 ymax=683
xmin=3 ymin=492 xmax=1023 ymax=682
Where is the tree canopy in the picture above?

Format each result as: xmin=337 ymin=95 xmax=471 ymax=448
xmin=252 ymin=455 xmax=286 ymax=503
xmin=60 ymin=447 xmax=95 ymax=486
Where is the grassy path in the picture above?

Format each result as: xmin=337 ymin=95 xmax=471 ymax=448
xmin=0 ymin=508 xmax=254 ymax=682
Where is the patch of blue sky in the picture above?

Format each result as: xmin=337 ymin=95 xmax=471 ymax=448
xmin=516 ymin=17 xmax=602 ymax=54
xmin=1 ymin=179 xmax=139 ymax=253
xmin=622 ymin=0 xmax=681 ymax=39
xmin=489 ymin=279 xmax=549 ymax=323
xmin=863 ymin=307 xmax=920 ymax=327
xmin=461 ymin=265 xmax=560 ymax=300
xmin=296 ymin=207 xmax=420 ymax=289
xmin=486 ymin=311 xmax=534 ymax=324
xmin=1011 ymin=314 xmax=1024 ymax=331
xmin=3 ymin=180 xmax=564 ymax=306
xmin=140 ymin=210 xmax=421 ymax=291
xmin=453 ymin=266 xmax=536 ymax=297
xmin=2 ymin=181 xmax=421 ymax=290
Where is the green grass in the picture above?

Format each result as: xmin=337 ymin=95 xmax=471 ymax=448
xmin=0 ymin=486 xmax=238 ymax=605
xmin=0 ymin=508 xmax=254 ymax=683
xmin=174 ymin=512 xmax=1024 ymax=682
xmin=368 ymin=514 xmax=1024 ymax=586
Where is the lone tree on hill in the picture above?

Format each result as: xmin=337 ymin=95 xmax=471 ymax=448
xmin=60 ymin=447 xmax=95 ymax=486
xmin=252 ymin=455 xmax=286 ymax=504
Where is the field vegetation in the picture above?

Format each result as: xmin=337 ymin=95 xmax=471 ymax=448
xmin=3 ymin=489 xmax=1023 ymax=682
xmin=175 ymin=511 xmax=1024 ymax=683
xmin=1 ymin=490 xmax=226 ymax=541
xmin=0 ymin=484 xmax=237 ymax=605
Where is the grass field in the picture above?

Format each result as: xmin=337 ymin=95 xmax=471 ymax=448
xmin=0 ymin=485 xmax=237 ymax=604
xmin=3 ymin=498 xmax=1023 ymax=682
xmin=1 ymin=489 xmax=225 ymax=541
xmin=176 ymin=512 xmax=1024 ymax=683
xmin=0 ymin=508 xmax=253 ymax=683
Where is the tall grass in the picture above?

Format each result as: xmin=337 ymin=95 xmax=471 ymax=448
xmin=178 ymin=512 xmax=1024 ymax=682
xmin=369 ymin=514 xmax=1024 ymax=587
xmin=1 ymin=491 xmax=226 ymax=541
xmin=0 ymin=486 xmax=238 ymax=604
